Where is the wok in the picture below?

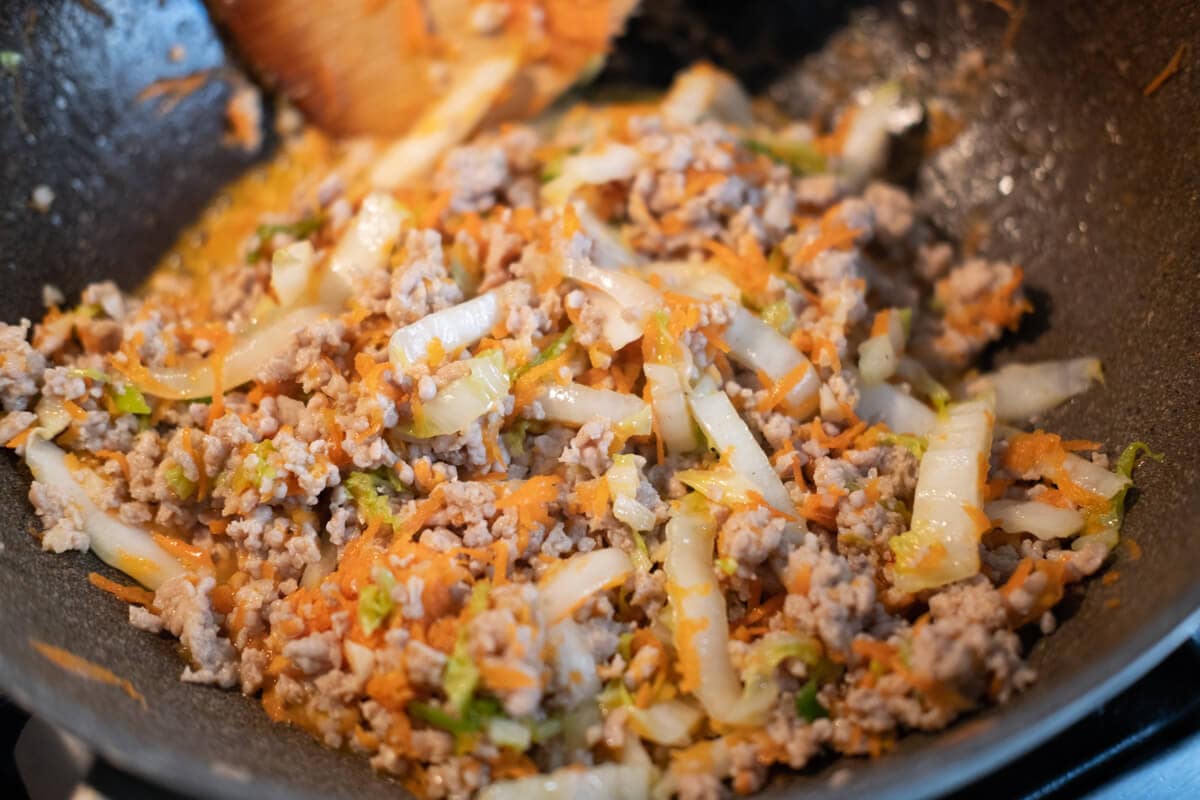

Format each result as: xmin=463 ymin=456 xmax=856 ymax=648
xmin=0 ymin=1 xmax=1197 ymax=798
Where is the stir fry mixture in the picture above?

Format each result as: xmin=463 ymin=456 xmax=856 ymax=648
xmin=0 ymin=64 xmax=1156 ymax=799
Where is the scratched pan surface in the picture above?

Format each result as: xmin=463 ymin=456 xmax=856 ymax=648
xmin=0 ymin=1 xmax=1197 ymax=798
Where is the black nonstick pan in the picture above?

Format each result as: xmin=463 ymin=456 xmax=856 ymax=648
xmin=1 ymin=1 xmax=1198 ymax=798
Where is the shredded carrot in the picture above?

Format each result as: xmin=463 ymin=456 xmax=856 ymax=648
xmin=800 ymin=493 xmax=839 ymax=530
xmin=1004 ymin=430 xmax=1108 ymax=511
xmin=965 ymin=504 xmax=993 ymax=536
xmin=496 ymin=476 xmax=562 ymax=552
xmin=810 ymin=336 xmax=842 ymax=372
xmin=93 ymin=449 xmax=131 ymax=481
xmin=480 ymin=659 xmax=537 ymax=690
xmin=810 ymin=418 xmax=866 ymax=452
xmin=1104 ymin=597 xmax=1122 ymax=610
xmin=153 ymin=532 xmax=214 ymax=573
xmin=512 ymin=350 xmax=571 ymax=411
xmin=393 ymin=493 xmax=447 ymax=542
xmin=1124 ymin=538 xmax=1143 ymax=561
xmin=795 ymin=219 xmax=861 ymax=265
xmin=756 ymin=361 xmax=811 ymax=414
xmin=570 ymin=476 xmax=611 ymax=522
xmin=1001 ymin=557 xmax=1067 ymax=626
xmin=1101 ymin=570 xmax=1120 ymax=586
xmin=88 ymin=572 xmax=155 ymax=606
xmin=941 ymin=266 xmax=1030 ymax=338
xmin=1143 ymin=43 xmax=1186 ymax=96
xmin=984 ymin=477 xmax=1013 ymax=501
xmin=31 ymin=639 xmax=146 ymax=707
xmin=5 ymin=426 xmax=32 ymax=449
xmin=492 ymin=540 xmax=509 ymax=586
xmin=62 ymin=399 xmax=88 ymax=421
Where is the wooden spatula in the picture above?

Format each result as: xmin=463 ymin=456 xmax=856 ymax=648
xmin=209 ymin=0 xmax=638 ymax=137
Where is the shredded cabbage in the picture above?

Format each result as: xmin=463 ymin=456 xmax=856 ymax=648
xmin=643 ymin=363 xmax=700 ymax=455
xmin=837 ymin=82 xmax=903 ymax=185
xmin=128 ymin=306 xmax=326 ymax=400
xmin=675 ymin=465 xmax=760 ymax=508
xmin=856 ymin=382 xmax=937 ymax=436
xmin=687 ymin=389 xmax=794 ymax=514
xmin=985 ymin=499 xmax=1085 ymax=540
xmin=478 ymin=762 xmax=652 ymax=800
xmin=357 ymin=565 xmax=396 ymax=635
xmin=896 ymin=355 xmax=951 ymax=411
xmin=539 ymin=548 xmax=634 ymax=623
xmin=890 ymin=396 xmax=996 ymax=593
xmin=742 ymin=135 xmax=826 ymax=175
xmin=487 ymin=717 xmax=533 ymax=752
xmin=270 ymin=240 xmax=316 ymax=307
xmin=723 ymin=307 xmax=820 ymax=419
xmin=664 ymin=493 xmax=777 ymax=726
xmin=606 ymin=454 xmax=656 ymax=531
xmin=575 ymin=203 xmax=642 ymax=268
xmin=626 ymin=699 xmax=703 ymax=747
xmin=536 ymin=383 xmax=650 ymax=432
xmin=512 ymin=326 xmax=575 ymax=382
xmin=324 ymin=193 xmax=408 ymax=304
xmin=542 ymin=143 xmax=641 ymax=207
xmin=967 ymin=357 xmax=1102 ymax=420
xmin=389 ymin=290 xmax=506 ymax=371
xmin=1073 ymin=441 xmax=1162 ymax=553
xmin=641 ymin=260 xmax=740 ymax=300
xmin=407 ymin=351 xmax=510 ymax=438
xmin=562 ymin=259 xmax=660 ymax=349
xmin=163 ymin=463 xmax=196 ymax=501
xmin=794 ymin=679 xmax=829 ymax=722
xmin=661 ymin=63 xmax=753 ymax=127
xmin=25 ymin=432 xmax=185 ymax=589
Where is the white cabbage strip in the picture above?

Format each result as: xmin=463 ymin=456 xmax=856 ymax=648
xmin=890 ymin=396 xmax=995 ymax=593
xmin=688 ymin=389 xmax=794 ymax=514
xmin=627 ymin=699 xmax=703 ymax=747
xmin=131 ymin=306 xmax=326 ymax=400
xmin=661 ymin=63 xmax=753 ymax=127
xmin=25 ymin=432 xmax=184 ymax=589
xmin=542 ymin=143 xmax=642 ymax=207
xmin=856 ymin=382 xmax=937 ymax=436
xmin=370 ymin=55 xmax=520 ymax=189
xmin=407 ymin=351 xmax=510 ymax=438
xmin=642 ymin=260 xmax=740 ymax=300
xmin=325 ymin=192 xmax=408 ymax=302
xmin=643 ymin=363 xmax=700 ymax=454
xmin=723 ymin=307 xmax=820 ymax=419
xmin=985 ymin=499 xmax=1085 ymax=541
xmin=857 ymin=309 xmax=907 ymax=385
xmin=536 ymin=383 xmax=651 ymax=433
xmin=270 ymin=240 xmax=316 ymax=307
xmin=562 ymin=259 xmax=660 ymax=349
xmin=576 ymin=203 xmax=642 ymax=268
xmin=479 ymin=762 xmax=651 ymax=800
xmin=389 ymin=290 xmax=505 ymax=370
xmin=968 ymin=357 xmax=1102 ymax=420
xmin=838 ymin=82 xmax=903 ymax=185
xmin=664 ymin=494 xmax=776 ymax=726
xmin=539 ymin=548 xmax=634 ymax=624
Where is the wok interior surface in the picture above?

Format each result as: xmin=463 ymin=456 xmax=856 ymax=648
xmin=0 ymin=1 xmax=1197 ymax=798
